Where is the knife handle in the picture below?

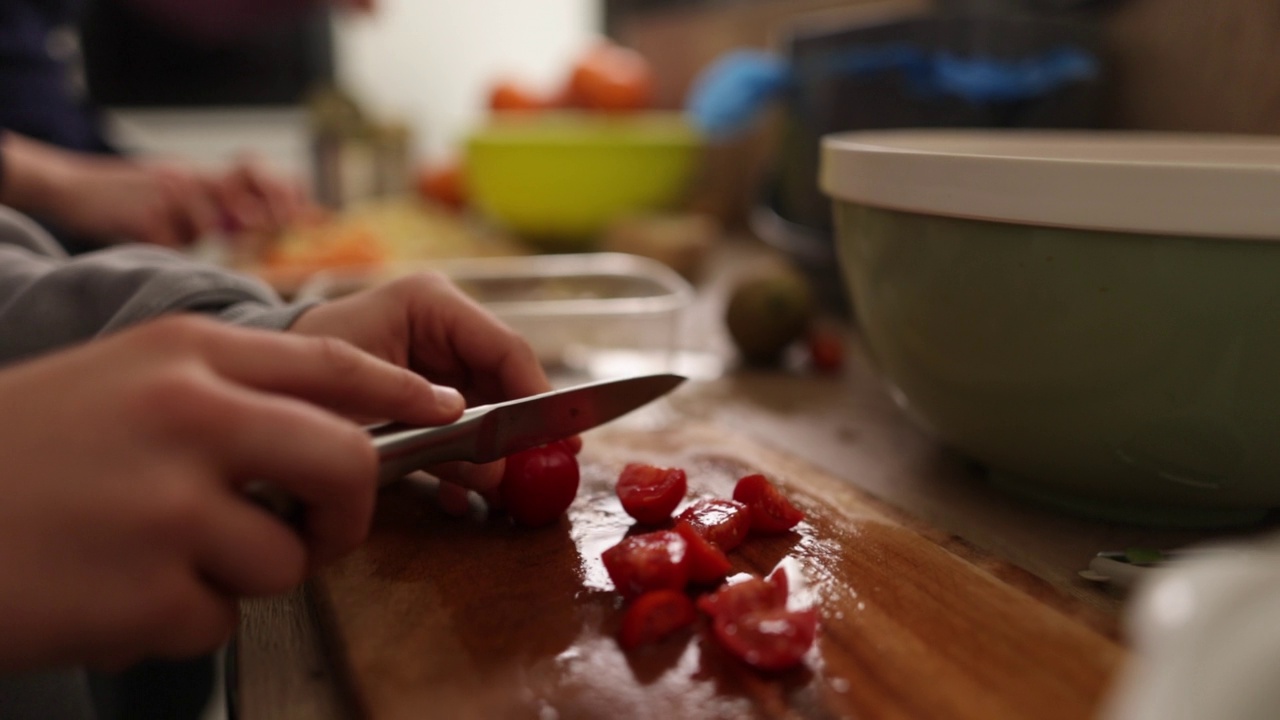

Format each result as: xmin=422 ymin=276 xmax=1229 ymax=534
xmin=243 ymin=411 xmax=484 ymax=533
xmin=370 ymin=409 xmax=486 ymax=485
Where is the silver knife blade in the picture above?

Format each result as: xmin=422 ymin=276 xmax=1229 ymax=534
xmin=373 ymin=373 xmax=685 ymax=484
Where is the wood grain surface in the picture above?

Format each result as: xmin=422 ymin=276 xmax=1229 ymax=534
xmin=313 ymin=419 xmax=1123 ymax=720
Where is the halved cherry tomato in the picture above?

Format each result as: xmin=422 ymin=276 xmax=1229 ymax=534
xmin=567 ymin=42 xmax=654 ymax=112
xmin=673 ymin=522 xmax=731 ymax=585
xmin=618 ymin=589 xmax=697 ymax=650
xmin=601 ymin=530 xmax=688 ymax=600
xmin=696 ymin=567 xmax=788 ymax=618
xmin=500 ymin=443 xmax=580 ymax=528
xmin=733 ymin=474 xmax=805 ymax=534
xmin=616 ymin=463 xmax=687 ymax=525
xmin=676 ymin=498 xmax=750 ymax=552
xmin=712 ymin=607 xmax=818 ymax=672
xmin=489 ymin=79 xmax=547 ymax=112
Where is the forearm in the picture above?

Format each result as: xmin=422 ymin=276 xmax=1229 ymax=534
xmin=0 ymin=133 xmax=78 ymax=222
xmin=0 ymin=207 xmax=312 ymax=364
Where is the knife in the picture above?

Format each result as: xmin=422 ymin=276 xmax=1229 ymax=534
xmin=371 ymin=372 xmax=686 ymax=484
xmin=249 ymin=373 xmax=685 ymax=523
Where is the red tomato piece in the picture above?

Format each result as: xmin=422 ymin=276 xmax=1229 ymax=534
xmin=617 ymin=589 xmax=697 ymax=650
xmin=712 ymin=607 xmax=818 ymax=672
xmin=601 ymin=530 xmax=689 ymax=600
xmin=807 ymin=327 xmax=844 ymax=373
xmin=676 ymin=498 xmax=750 ymax=552
xmin=732 ymin=474 xmax=805 ymax=534
xmin=616 ymin=463 xmax=687 ymax=525
xmin=567 ymin=42 xmax=654 ymax=112
xmin=489 ymin=79 xmax=547 ymax=112
xmin=696 ymin=567 xmax=788 ymax=618
xmin=500 ymin=443 xmax=580 ymax=528
xmin=673 ymin=522 xmax=732 ymax=584
xmin=415 ymin=161 xmax=467 ymax=211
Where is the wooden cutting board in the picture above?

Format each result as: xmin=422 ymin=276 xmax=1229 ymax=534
xmin=313 ymin=420 xmax=1124 ymax=720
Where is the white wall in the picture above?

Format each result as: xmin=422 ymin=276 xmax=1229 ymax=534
xmin=334 ymin=0 xmax=602 ymax=161
xmin=111 ymin=0 xmax=602 ymax=175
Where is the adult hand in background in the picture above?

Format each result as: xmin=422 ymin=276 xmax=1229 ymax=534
xmin=0 ymin=133 xmax=314 ymax=248
xmin=0 ymin=315 xmax=461 ymax=673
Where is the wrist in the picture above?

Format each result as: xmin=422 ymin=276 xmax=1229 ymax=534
xmin=0 ymin=133 xmax=80 ymax=219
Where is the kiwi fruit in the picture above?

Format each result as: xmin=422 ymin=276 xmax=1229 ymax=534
xmin=725 ymin=265 xmax=814 ymax=364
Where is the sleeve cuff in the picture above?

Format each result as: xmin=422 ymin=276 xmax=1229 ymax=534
xmin=216 ymin=299 xmax=322 ymax=331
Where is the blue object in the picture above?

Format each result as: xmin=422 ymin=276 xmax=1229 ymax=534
xmin=930 ymin=46 xmax=1100 ymax=103
xmin=685 ymin=50 xmax=792 ymax=139
xmin=686 ymin=43 xmax=1100 ymax=139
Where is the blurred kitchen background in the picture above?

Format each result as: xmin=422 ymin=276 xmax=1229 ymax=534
xmin=74 ymin=0 xmax=1280 ymax=374
xmin=95 ymin=0 xmax=599 ymax=172
xmin=93 ymin=0 xmax=1280 ymax=198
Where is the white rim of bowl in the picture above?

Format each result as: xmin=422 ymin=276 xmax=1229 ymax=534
xmin=820 ymin=130 xmax=1280 ymax=240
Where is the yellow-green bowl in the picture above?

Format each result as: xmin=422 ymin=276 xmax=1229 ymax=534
xmin=466 ymin=112 xmax=702 ymax=250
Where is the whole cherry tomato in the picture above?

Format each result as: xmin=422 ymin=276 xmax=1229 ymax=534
xmin=618 ymin=589 xmax=697 ymax=650
xmin=676 ymin=498 xmax=750 ymax=552
xmin=500 ymin=442 xmax=580 ymax=528
xmin=696 ymin=567 xmax=788 ymax=618
xmin=489 ymin=79 xmax=547 ymax=112
xmin=733 ymin=474 xmax=805 ymax=534
xmin=807 ymin=327 xmax=844 ymax=374
xmin=416 ymin=161 xmax=467 ymax=212
xmin=601 ymin=530 xmax=688 ymax=600
xmin=616 ymin=463 xmax=687 ymax=525
xmin=712 ymin=607 xmax=818 ymax=672
xmin=567 ymin=42 xmax=654 ymax=112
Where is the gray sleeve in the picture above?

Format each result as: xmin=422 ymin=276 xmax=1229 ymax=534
xmin=0 ymin=206 xmax=316 ymax=365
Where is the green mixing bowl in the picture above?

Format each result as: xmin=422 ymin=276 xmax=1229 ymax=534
xmin=466 ymin=112 xmax=702 ymax=250
xmin=821 ymin=130 xmax=1280 ymax=526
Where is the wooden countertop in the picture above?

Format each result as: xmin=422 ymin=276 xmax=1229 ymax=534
xmin=234 ymin=237 xmax=1269 ymax=719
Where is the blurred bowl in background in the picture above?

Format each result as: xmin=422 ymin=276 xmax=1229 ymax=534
xmin=822 ymin=129 xmax=1280 ymax=526
xmin=466 ymin=112 xmax=702 ymax=251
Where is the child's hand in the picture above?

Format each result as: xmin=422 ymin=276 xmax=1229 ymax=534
xmin=0 ymin=315 xmax=460 ymax=672
xmin=288 ymin=272 xmax=566 ymax=514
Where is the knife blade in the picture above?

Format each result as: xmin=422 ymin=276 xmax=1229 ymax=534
xmin=247 ymin=373 xmax=686 ymax=524
xmin=372 ymin=372 xmax=686 ymax=484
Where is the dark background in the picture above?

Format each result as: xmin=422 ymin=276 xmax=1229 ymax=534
xmin=80 ymin=0 xmax=334 ymax=107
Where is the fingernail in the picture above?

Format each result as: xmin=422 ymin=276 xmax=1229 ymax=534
xmin=433 ymin=385 xmax=464 ymax=413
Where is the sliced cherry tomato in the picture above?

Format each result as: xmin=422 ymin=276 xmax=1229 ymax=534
xmin=601 ymin=530 xmax=688 ymax=600
xmin=733 ymin=474 xmax=805 ymax=534
xmin=500 ymin=443 xmax=580 ymax=528
xmin=696 ymin=567 xmax=788 ymax=618
xmin=489 ymin=79 xmax=547 ymax=112
xmin=616 ymin=463 xmax=687 ymax=525
xmin=567 ymin=42 xmax=654 ymax=112
xmin=617 ymin=589 xmax=697 ymax=650
xmin=712 ymin=607 xmax=818 ymax=672
xmin=673 ymin=521 xmax=731 ymax=585
xmin=676 ymin=498 xmax=750 ymax=552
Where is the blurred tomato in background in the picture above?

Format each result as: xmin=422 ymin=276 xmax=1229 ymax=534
xmin=489 ymin=79 xmax=547 ymax=113
xmin=416 ymin=160 xmax=468 ymax=212
xmin=567 ymin=42 xmax=655 ymax=112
